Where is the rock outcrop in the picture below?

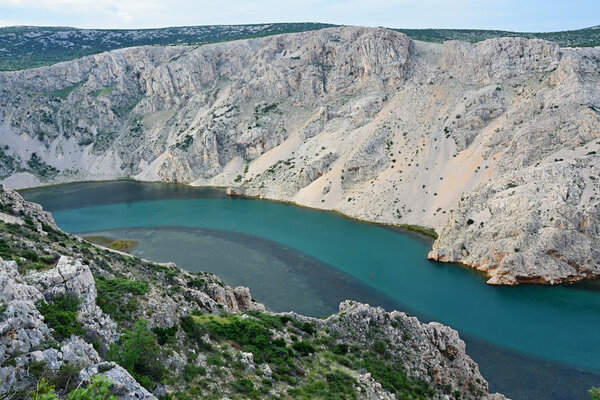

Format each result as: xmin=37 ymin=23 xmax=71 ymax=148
xmin=322 ymin=301 xmax=506 ymax=400
xmin=0 ymin=26 xmax=598 ymax=284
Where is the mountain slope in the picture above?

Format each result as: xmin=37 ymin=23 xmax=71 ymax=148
xmin=0 ymin=26 xmax=599 ymax=285
xmin=2 ymin=23 xmax=599 ymax=71
xmin=392 ymin=26 xmax=600 ymax=47
xmin=0 ymin=23 xmax=335 ymax=71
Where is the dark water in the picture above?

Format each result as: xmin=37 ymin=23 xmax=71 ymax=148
xmin=21 ymin=181 xmax=600 ymax=399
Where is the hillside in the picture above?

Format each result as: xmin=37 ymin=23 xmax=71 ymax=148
xmin=1 ymin=23 xmax=599 ymax=71
xmin=393 ymin=25 xmax=600 ymax=47
xmin=0 ymin=23 xmax=335 ymax=71
xmin=0 ymin=184 xmax=505 ymax=399
xmin=0 ymin=26 xmax=598 ymax=286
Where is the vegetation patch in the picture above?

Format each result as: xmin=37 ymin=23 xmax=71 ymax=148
xmin=36 ymin=292 xmax=85 ymax=341
xmin=84 ymin=236 xmax=137 ymax=252
xmin=397 ymin=224 xmax=438 ymax=239
xmin=46 ymin=81 xmax=83 ymax=99
xmin=288 ymin=370 xmax=357 ymax=400
xmin=27 ymin=153 xmax=59 ymax=178
xmin=171 ymin=134 xmax=194 ymax=151
xmin=107 ymin=319 xmax=165 ymax=390
xmin=95 ymin=275 xmax=148 ymax=322
xmin=94 ymin=86 xmax=117 ymax=97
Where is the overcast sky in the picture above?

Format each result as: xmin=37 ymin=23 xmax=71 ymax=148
xmin=0 ymin=0 xmax=597 ymax=32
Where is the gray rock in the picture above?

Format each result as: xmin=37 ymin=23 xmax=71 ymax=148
xmin=79 ymin=362 xmax=157 ymax=400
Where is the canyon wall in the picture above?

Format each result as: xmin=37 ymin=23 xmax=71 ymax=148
xmin=0 ymin=27 xmax=599 ymax=284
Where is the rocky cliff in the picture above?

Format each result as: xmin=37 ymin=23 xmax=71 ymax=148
xmin=0 ymin=26 xmax=598 ymax=284
xmin=0 ymin=185 xmax=505 ymax=399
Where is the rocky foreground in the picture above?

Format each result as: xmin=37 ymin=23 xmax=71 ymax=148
xmin=0 ymin=185 xmax=506 ymax=398
xmin=0 ymin=26 xmax=598 ymax=284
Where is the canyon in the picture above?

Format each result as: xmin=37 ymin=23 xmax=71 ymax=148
xmin=0 ymin=26 xmax=598 ymax=284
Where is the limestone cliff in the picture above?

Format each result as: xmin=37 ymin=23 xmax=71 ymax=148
xmin=0 ymin=26 xmax=599 ymax=284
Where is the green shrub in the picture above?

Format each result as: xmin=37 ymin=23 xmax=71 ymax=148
xmin=292 ymin=341 xmax=315 ymax=356
xmin=152 ymin=325 xmax=178 ymax=345
xmin=95 ymin=276 xmax=148 ymax=321
xmin=34 ymin=375 xmax=115 ymax=400
xmin=107 ymin=319 xmax=165 ymax=390
xmin=360 ymin=352 xmax=433 ymax=398
xmin=590 ymin=387 xmax=600 ymax=400
xmin=288 ymin=370 xmax=357 ymax=399
xmin=21 ymin=249 xmax=40 ymax=262
xmin=183 ymin=364 xmax=207 ymax=382
xmin=373 ymin=340 xmax=387 ymax=354
xmin=332 ymin=343 xmax=349 ymax=355
xmin=69 ymin=375 xmax=116 ymax=400
xmin=298 ymin=321 xmax=316 ymax=335
xmin=182 ymin=313 xmax=301 ymax=377
xmin=36 ymin=292 xmax=85 ymax=340
xmin=233 ymin=377 xmax=254 ymax=393
xmin=34 ymin=378 xmax=58 ymax=400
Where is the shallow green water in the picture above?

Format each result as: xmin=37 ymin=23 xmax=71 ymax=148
xmin=22 ymin=181 xmax=600 ymax=398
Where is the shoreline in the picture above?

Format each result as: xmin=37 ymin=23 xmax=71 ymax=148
xmin=16 ymin=177 xmax=440 ymax=240
xmin=21 ymin=178 xmax=600 ymax=289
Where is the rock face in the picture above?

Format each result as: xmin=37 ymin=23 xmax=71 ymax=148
xmin=0 ymin=26 xmax=598 ymax=285
xmin=0 ymin=256 xmax=116 ymax=397
xmin=28 ymin=256 xmax=120 ymax=346
xmin=322 ymin=301 xmax=506 ymax=400
xmin=80 ymin=362 xmax=156 ymax=400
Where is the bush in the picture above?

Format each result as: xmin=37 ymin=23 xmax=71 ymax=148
xmin=332 ymin=343 xmax=349 ymax=355
xmin=69 ymin=375 xmax=116 ymax=399
xmin=288 ymin=370 xmax=357 ymax=400
xmin=233 ymin=377 xmax=254 ymax=393
xmin=360 ymin=352 xmax=433 ymax=398
xmin=107 ymin=319 xmax=164 ymax=390
xmin=183 ymin=364 xmax=207 ymax=382
xmin=152 ymin=325 xmax=178 ymax=345
xmin=34 ymin=375 xmax=115 ymax=400
xmin=590 ymin=387 xmax=600 ymax=400
xmin=36 ymin=292 xmax=85 ymax=340
xmin=21 ymin=249 xmax=40 ymax=262
xmin=95 ymin=276 xmax=148 ymax=321
xmin=292 ymin=341 xmax=315 ymax=356
xmin=182 ymin=313 xmax=301 ymax=378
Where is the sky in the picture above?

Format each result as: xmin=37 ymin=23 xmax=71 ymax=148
xmin=0 ymin=0 xmax=598 ymax=32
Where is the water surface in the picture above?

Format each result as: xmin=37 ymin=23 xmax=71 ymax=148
xmin=22 ymin=181 xmax=600 ymax=399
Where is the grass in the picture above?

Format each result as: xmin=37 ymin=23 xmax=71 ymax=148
xmin=94 ymin=86 xmax=117 ymax=97
xmin=46 ymin=81 xmax=83 ymax=99
xmin=397 ymin=224 xmax=438 ymax=239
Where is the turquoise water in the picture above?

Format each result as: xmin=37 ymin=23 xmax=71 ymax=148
xmin=22 ymin=181 xmax=600 ymax=398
